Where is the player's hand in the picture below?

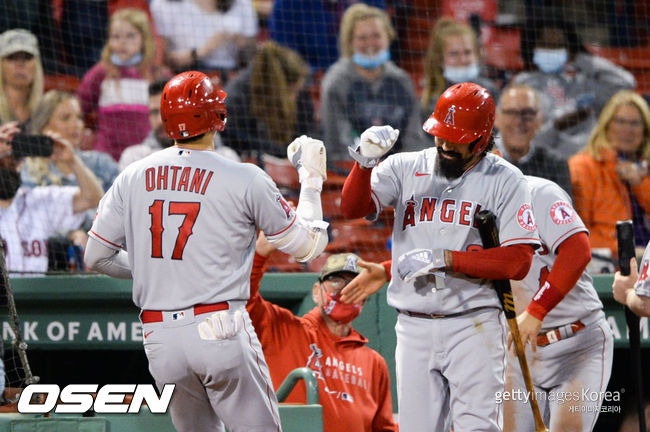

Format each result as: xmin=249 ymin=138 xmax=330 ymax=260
xmin=340 ymin=259 xmax=388 ymax=304
xmin=508 ymin=311 xmax=543 ymax=353
xmin=287 ymin=135 xmax=327 ymax=186
xmin=348 ymin=125 xmax=399 ymax=169
xmin=613 ymin=257 xmax=638 ymax=305
xmin=0 ymin=122 xmax=20 ymax=157
xmin=255 ymin=231 xmax=277 ymax=257
xmin=397 ymin=248 xmax=446 ymax=283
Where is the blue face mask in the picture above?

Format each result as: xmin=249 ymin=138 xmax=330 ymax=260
xmin=443 ymin=63 xmax=480 ymax=83
xmin=352 ymin=49 xmax=390 ymax=70
xmin=110 ymin=52 xmax=143 ymax=67
xmin=533 ymin=48 xmax=568 ymax=74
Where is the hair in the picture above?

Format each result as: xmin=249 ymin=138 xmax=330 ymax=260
xmin=421 ymin=18 xmax=480 ymax=110
xmin=101 ymin=8 xmax=157 ymax=80
xmin=497 ymin=83 xmax=541 ymax=110
xmin=585 ymin=90 xmax=650 ymax=161
xmin=0 ymin=43 xmax=44 ymax=124
xmin=520 ymin=9 xmax=584 ymax=70
xmin=338 ymin=3 xmax=396 ymax=58
xmin=250 ymin=41 xmax=309 ymax=146
xmin=149 ymin=78 xmax=168 ymax=96
xmin=25 ymin=90 xmax=79 ymax=186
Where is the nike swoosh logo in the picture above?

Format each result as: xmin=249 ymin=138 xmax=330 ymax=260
xmin=144 ymin=331 xmax=154 ymax=338
xmin=415 ymin=172 xmax=430 ymax=177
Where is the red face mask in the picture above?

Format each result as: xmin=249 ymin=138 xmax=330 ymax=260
xmin=323 ymin=292 xmax=362 ymax=324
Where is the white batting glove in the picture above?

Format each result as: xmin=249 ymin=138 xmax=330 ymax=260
xmin=348 ymin=125 xmax=400 ymax=168
xmin=397 ymin=248 xmax=446 ymax=283
xmin=287 ymin=135 xmax=327 ymax=190
xmin=197 ymin=310 xmax=243 ymax=341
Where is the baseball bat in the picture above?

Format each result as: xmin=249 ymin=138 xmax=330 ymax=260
xmin=474 ymin=210 xmax=548 ymax=432
xmin=616 ymin=220 xmax=646 ymax=432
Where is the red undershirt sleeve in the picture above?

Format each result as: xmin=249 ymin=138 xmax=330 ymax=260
xmin=381 ymin=260 xmax=392 ymax=281
xmin=526 ymin=232 xmax=591 ymax=321
xmin=451 ymin=244 xmax=535 ymax=280
xmin=249 ymin=252 xmax=268 ymax=301
xmin=341 ymin=162 xmax=376 ymax=218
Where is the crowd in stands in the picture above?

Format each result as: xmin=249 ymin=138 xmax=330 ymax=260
xmin=0 ymin=1 xmax=648 ymax=277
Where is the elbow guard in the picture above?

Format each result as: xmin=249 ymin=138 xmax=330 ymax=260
xmin=267 ymin=219 xmax=329 ymax=263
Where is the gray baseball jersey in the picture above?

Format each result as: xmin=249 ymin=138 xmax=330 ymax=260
xmin=370 ymin=149 xmax=541 ymax=314
xmin=89 ymin=147 xmax=297 ymax=310
xmin=522 ymin=176 xmax=604 ymax=330
xmin=635 ymin=241 xmax=650 ymax=297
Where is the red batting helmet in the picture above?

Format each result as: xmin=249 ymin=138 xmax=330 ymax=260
xmin=161 ymin=71 xmax=227 ymax=140
xmin=422 ymin=82 xmax=495 ymax=154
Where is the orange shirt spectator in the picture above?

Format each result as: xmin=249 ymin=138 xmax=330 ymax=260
xmin=569 ymin=90 xmax=650 ymax=257
xmin=247 ymin=233 xmax=396 ymax=432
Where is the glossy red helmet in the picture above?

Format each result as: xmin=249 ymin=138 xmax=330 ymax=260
xmin=422 ymin=82 xmax=495 ymax=154
xmin=161 ymin=71 xmax=227 ymax=140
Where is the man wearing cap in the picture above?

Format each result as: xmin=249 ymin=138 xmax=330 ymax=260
xmin=247 ymin=232 xmax=396 ymax=432
xmin=0 ymin=29 xmax=43 ymax=125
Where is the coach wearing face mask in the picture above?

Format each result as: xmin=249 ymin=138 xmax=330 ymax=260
xmin=420 ymin=17 xmax=499 ymax=121
xmin=513 ymin=11 xmax=636 ymax=158
xmin=321 ymin=3 xmax=425 ymax=162
xmin=247 ymin=231 xmax=397 ymax=432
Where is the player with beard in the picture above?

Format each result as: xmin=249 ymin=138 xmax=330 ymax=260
xmin=340 ymin=82 xmax=540 ymax=431
xmin=0 ymin=122 xmax=103 ymax=274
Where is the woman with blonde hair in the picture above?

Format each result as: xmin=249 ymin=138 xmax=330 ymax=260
xmin=78 ymin=8 xmax=169 ymax=161
xmin=223 ymin=41 xmax=315 ymax=157
xmin=421 ymin=17 xmax=497 ymax=117
xmin=320 ymin=2 xmax=424 ymax=161
xmin=0 ymin=29 xmax=44 ymax=125
xmin=569 ymin=90 xmax=650 ymax=257
xmin=23 ymin=90 xmax=119 ymax=192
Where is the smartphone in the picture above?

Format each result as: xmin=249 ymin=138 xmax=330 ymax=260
xmin=11 ymin=134 xmax=54 ymax=159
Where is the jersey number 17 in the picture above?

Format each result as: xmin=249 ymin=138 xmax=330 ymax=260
xmin=149 ymin=200 xmax=201 ymax=260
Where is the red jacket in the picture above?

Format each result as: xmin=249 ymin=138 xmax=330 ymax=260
xmin=247 ymin=253 xmax=397 ymax=432
xmin=569 ymin=148 xmax=650 ymax=256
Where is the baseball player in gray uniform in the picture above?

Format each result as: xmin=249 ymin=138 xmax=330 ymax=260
xmin=84 ymin=71 xmax=329 ymax=432
xmin=613 ymin=243 xmax=650 ymax=316
xmin=504 ymin=176 xmax=613 ymax=432
xmin=340 ymin=82 xmax=541 ymax=432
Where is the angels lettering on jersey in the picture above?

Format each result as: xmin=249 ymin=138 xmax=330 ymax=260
xmin=305 ymin=343 xmax=368 ymax=402
xmin=401 ymin=194 xmax=484 ymax=231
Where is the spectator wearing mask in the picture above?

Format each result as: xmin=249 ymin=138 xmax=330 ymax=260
xmin=0 ymin=122 xmax=103 ymax=274
xmin=320 ymin=3 xmax=424 ymax=162
xmin=248 ymin=231 xmax=397 ymax=432
xmin=513 ymin=12 xmax=636 ymax=158
xmin=569 ymin=90 xmax=650 ymax=258
xmin=0 ymin=29 xmax=43 ymax=126
xmin=22 ymin=90 xmax=119 ymax=192
xmin=421 ymin=17 xmax=499 ymax=119
xmin=78 ymin=8 xmax=168 ymax=162
xmin=494 ymin=84 xmax=572 ymax=196
xmin=222 ymin=41 xmax=316 ymax=159
xmin=151 ymin=0 xmax=257 ymax=75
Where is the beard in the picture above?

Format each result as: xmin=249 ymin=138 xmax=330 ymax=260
xmin=436 ymin=147 xmax=467 ymax=179
xmin=0 ymin=166 xmax=21 ymax=200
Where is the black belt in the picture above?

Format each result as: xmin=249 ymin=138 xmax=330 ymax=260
xmin=397 ymin=307 xmax=492 ymax=319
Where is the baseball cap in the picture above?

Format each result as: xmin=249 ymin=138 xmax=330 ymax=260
xmin=319 ymin=253 xmax=362 ymax=281
xmin=0 ymin=29 xmax=40 ymax=58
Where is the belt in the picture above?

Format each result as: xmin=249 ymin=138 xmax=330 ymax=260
xmin=397 ymin=307 xmax=490 ymax=319
xmin=536 ymin=320 xmax=585 ymax=347
xmin=141 ymin=302 xmax=229 ymax=324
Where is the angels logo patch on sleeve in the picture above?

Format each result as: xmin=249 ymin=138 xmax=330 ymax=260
xmin=550 ymin=201 xmax=576 ymax=225
xmin=275 ymin=194 xmax=294 ymax=220
xmin=517 ymin=204 xmax=537 ymax=231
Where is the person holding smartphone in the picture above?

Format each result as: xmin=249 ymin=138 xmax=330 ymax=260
xmin=0 ymin=122 xmax=103 ymax=275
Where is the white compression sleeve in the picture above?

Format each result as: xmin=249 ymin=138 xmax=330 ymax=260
xmin=296 ymin=182 xmax=323 ymax=222
xmin=84 ymin=236 xmax=133 ymax=279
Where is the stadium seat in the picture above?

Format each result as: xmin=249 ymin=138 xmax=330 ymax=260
xmin=321 ymin=190 xmax=342 ymax=220
xmin=441 ymin=0 xmax=497 ymax=24
xmin=262 ymin=154 xmax=300 ymax=191
xmin=327 ymin=223 xmax=391 ymax=253
xmin=585 ymin=44 xmax=650 ymax=70
xmin=483 ymin=28 xmax=524 ymax=72
xmin=265 ymin=252 xmax=304 ymax=273
xmin=44 ymin=74 xmax=81 ymax=93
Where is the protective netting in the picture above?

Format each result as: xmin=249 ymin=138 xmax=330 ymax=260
xmin=0 ymin=0 xmax=648 ymax=413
